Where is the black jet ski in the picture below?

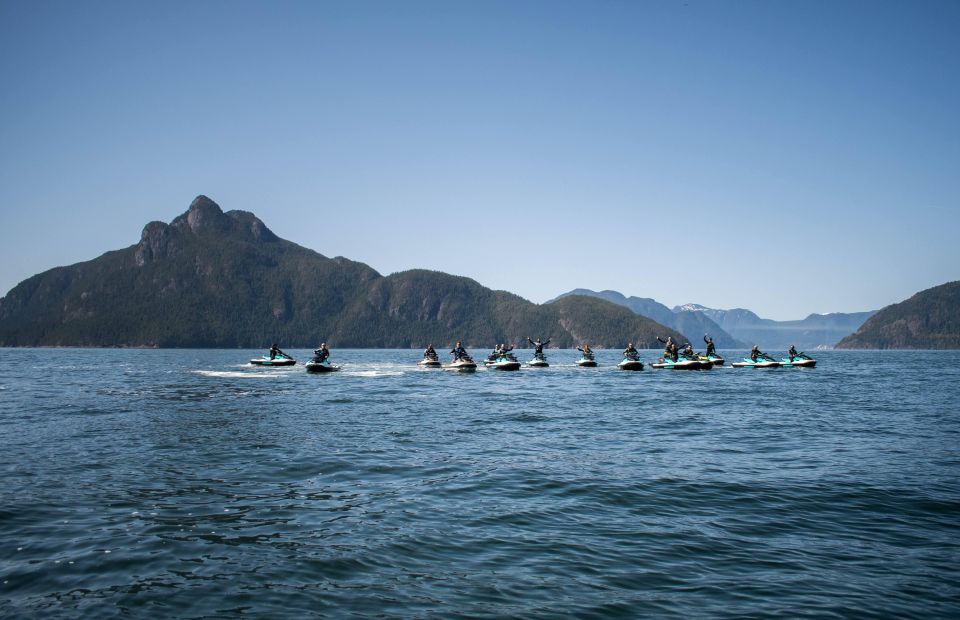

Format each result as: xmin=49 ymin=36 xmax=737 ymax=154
xmin=444 ymin=354 xmax=478 ymax=372
xmin=698 ymin=353 xmax=725 ymax=366
xmin=488 ymin=354 xmax=521 ymax=371
xmin=305 ymin=359 xmax=340 ymax=373
xmin=617 ymin=352 xmax=644 ymax=371
xmin=418 ymin=353 xmax=441 ymax=367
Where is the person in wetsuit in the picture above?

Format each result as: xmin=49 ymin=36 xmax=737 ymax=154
xmin=704 ymin=335 xmax=716 ymax=356
xmin=750 ymin=345 xmax=764 ymax=362
xmin=577 ymin=343 xmax=594 ymax=359
xmin=657 ymin=336 xmax=678 ymax=361
xmin=424 ymin=344 xmax=437 ymax=360
xmin=681 ymin=342 xmax=694 ymax=358
xmin=528 ymin=337 xmax=551 ymax=353
xmin=451 ymin=341 xmax=467 ymax=361
xmin=623 ymin=342 xmax=639 ymax=360
xmin=312 ymin=343 xmax=330 ymax=363
xmin=269 ymin=343 xmax=287 ymax=360
xmin=788 ymin=345 xmax=798 ymax=360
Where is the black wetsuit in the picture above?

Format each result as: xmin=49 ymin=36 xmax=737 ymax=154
xmin=657 ymin=337 xmax=677 ymax=361
xmin=623 ymin=345 xmax=638 ymax=360
xmin=788 ymin=346 xmax=798 ymax=360
xmin=313 ymin=347 xmax=329 ymax=363
xmin=704 ymin=336 xmax=716 ymax=356
xmin=451 ymin=346 xmax=467 ymax=361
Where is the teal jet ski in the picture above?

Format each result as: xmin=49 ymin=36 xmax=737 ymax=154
xmin=732 ymin=353 xmax=780 ymax=368
xmin=576 ymin=350 xmax=597 ymax=367
xmin=527 ymin=352 xmax=549 ymax=368
xmin=651 ymin=355 xmax=704 ymax=370
xmin=250 ymin=354 xmax=296 ymax=366
xmin=780 ymin=352 xmax=816 ymax=367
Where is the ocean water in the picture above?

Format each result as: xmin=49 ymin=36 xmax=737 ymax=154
xmin=0 ymin=348 xmax=958 ymax=618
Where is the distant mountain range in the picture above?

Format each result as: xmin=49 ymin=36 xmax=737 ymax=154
xmin=0 ymin=196 xmax=685 ymax=349
xmin=549 ymin=289 xmax=746 ymax=348
xmin=552 ymin=290 xmax=876 ymax=350
xmin=836 ymin=281 xmax=960 ymax=349
xmin=673 ymin=303 xmax=877 ymax=350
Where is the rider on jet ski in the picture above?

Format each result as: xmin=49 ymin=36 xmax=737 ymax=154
xmin=750 ymin=345 xmax=768 ymax=362
xmin=704 ymin=335 xmax=716 ymax=356
xmin=577 ymin=343 xmax=594 ymax=359
xmin=657 ymin=336 xmax=678 ymax=361
xmin=788 ymin=345 xmax=798 ymax=360
xmin=313 ymin=343 xmax=330 ymax=363
xmin=269 ymin=343 xmax=288 ymax=360
xmin=681 ymin=343 xmax=694 ymax=358
xmin=451 ymin=341 xmax=468 ymax=361
xmin=528 ymin=337 xmax=550 ymax=358
xmin=423 ymin=344 xmax=438 ymax=360
xmin=623 ymin=343 xmax=639 ymax=360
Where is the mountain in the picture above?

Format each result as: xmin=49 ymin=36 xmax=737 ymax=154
xmin=550 ymin=289 xmax=745 ymax=348
xmin=673 ymin=304 xmax=876 ymax=350
xmin=835 ymin=281 xmax=960 ymax=349
xmin=0 ymin=196 xmax=685 ymax=348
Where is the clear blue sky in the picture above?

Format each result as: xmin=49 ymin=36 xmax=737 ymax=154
xmin=1 ymin=0 xmax=957 ymax=320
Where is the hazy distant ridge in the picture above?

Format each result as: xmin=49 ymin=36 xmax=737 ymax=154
xmin=550 ymin=289 xmax=875 ymax=350
xmin=549 ymin=289 xmax=745 ymax=348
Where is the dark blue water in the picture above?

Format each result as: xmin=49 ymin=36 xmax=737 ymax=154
xmin=1 ymin=349 xmax=958 ymax=618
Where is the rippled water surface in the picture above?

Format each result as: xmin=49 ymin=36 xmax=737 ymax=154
xmin=1 ymin=348 xmax=958 ymax=618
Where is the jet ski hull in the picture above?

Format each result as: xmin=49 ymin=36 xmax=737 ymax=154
xmin=651 ymin=358 xmax=701 ymax=370
xmin=418 ymin=359 xmax=441 ymax=367
xmin=489 ymin=360 xmax=521 ymax=371
xmin=250 ymin=357 xmax=296 ymax=366
xmin=527 ymin=359 xmax=549 ymax=367
xmin=618 ymin=359 xmax=644 ymax=371
xmin=576 ymin=359 xmax=597 ymax=367
xmin=305 ymin=361 xmax=339 ymax=373
xmin=444 ymin=360 xmax=477 ymax=371
xmin=781 ymin=357 xmax=816 ymax=367
xmin=732 ymin=359 xmax=781 ymax=368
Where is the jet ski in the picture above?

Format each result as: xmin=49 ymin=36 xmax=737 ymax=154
xmin=305 ymin=359 xmax=339 ymax=373
xmin=732 ymin=353 xmax=781 ymax=368
xmin=576 ymin=351 xmax=597 ymax=367
xmin=250 ymin=354 xmax=296 ymax=366
xmin=651 ymin=355 xmax=704 ymax=370
xmin=485 ymin=347 xmax=517 ymax=366
xmin=527 ymin=352 xmax=549 ymax=368
xmin=704 ymin=353 xmax=725 ymax=366
xmin=444 ymin=355 xmax=478 ymax=371
xmin=780 ymin=352 xmax=817 ymax=368
xmin=617 ymin=352 xmax=644 ymax=371
xmin=418 ymin=353 xmax=441 ymax=367
xmin=488 ymin=355 xmax=521 ymax=371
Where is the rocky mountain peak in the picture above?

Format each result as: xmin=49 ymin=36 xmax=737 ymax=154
xmin=180 ymin=195 xmax=226 ymax=234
